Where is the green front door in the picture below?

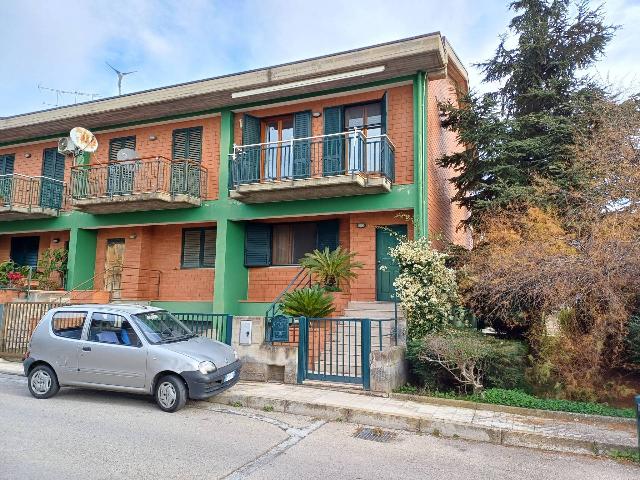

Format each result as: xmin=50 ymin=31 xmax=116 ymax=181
xmin=375 ymin=225 xmax=407 ymax=301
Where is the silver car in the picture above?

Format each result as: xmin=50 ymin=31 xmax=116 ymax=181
xmin=23 ymin=305 xmax=241 ymax=412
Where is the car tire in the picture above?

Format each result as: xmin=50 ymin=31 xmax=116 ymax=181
xmin=155 ymin=375 xmax=187 ymax=412
xmin=27 ymin=364 xmax=60 ymax=399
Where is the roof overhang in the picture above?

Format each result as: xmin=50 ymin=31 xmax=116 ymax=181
xmin=0 ymin=32 xmax=467 ymax=145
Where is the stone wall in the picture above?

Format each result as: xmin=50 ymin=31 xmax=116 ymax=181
xmin=370 ymin=346 xmax=408 ymax=394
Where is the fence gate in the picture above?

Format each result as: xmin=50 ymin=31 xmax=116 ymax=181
xmin=298 ymin=317 xmax=371 ymax=389
xmin=173 ymin=313 xmax=233 ymax=345
xmin=0 ymin=302 xmax=65 ymax=356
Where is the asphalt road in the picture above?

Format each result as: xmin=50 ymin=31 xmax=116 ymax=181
xmin=0 ymin=373 xmax=636 ymax=479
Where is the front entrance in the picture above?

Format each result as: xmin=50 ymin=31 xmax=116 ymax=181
xmin=376 ymin=225 xmax=407 ymax=301
xmin=104 ymin=239 xmax=125 ymax=300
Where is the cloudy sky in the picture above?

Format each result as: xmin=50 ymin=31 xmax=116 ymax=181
xmin=1 ymin=0 xmax=638 ymax=117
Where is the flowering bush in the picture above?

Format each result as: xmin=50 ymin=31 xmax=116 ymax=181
xmin=388 ymin=236 xmax=464 ymax=339
xmin=7 ymin=271 xmax=24 ymax=284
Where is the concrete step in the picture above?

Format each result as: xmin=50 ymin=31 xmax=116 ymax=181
xmin=346 ymin=301 xmax=397 ymax=311
xmin=343 ymin=310 xmax=399 ymax=320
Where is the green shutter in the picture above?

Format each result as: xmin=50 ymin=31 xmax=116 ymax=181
xmin=245 ymin=223 xmax=272 ymax=267
xmin=0 ymin=154 xmax=14 ymax=175
xmin=172 ymin=127 xmax=202 ymax=161
xmin=316 ymin=220 xmax=339 ymax=251
xmin=240 ymin=114 xmax=261 ymax=183
xmin=41 ymin=148 xmax=65 ymax=209
xmin=381 ymin=92 xmax=388 ymax=134
xmin=323 ymin=106 xmax=344 ymax=175
xmin=202 ymin=228 xmax=216 ymax=267
xmin=108 ymin=136 xmax=136 ymax=161
xmin=293 ymin=110 xmax=311 ymax=178
xmin=181 ymin=229 xmax=202 ymax=268
xmin=0 ymin=154 xmax=14 ymax=203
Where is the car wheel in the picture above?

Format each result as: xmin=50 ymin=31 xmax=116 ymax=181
xmin=27 ymin=364 xmax=60 ymax=399
xmin=155 ymin=375 xmax=187 ymax=412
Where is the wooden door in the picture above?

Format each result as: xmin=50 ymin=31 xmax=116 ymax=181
xmin=104 ymin=239 xmax=125 ymax=299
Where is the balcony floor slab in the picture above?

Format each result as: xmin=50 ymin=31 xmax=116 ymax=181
xmin=0 ymin=205 xmax=59 ymax=221
xmin=71 ymin=192 xmax=201 ymax=214
xmin=230 ymin=174 xmax=391 ymax=204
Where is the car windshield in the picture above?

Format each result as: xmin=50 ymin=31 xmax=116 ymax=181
xmin=132 ymin=311 xmax=196 ymax=344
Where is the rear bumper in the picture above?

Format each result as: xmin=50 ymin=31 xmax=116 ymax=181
xmin=181 ymin=360 xmax=242 ymax=400
xmin=23 ymin=357 xmax=36 ymax=376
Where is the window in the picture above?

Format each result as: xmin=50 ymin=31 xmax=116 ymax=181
xmin=88 ymin=312 xmax=141 ymax=347
xmin=52 ymin=311 xmax=87 ymax=340
xmin=172 ymin=127 xmax=203 ymax=161
xmin=0 ymin=154 xmax=14 ymax=175
xmin=262 ymin=115 xmax=294 ymax=179
xmin=181 ymin=227 xmax=216 ymax=268
xmin=344 ymin=101 xmax=383 ymax=171
xmin=10 ymin=236 xmax=39 ymax=268
xmin=272 ymin=223 xmax=317 ymax=265
xmin=108 ymin=136 xmax=136 ymax=161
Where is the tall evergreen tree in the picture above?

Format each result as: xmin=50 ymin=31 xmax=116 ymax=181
xmin=438 ymin=0 xmax=615 ymax=225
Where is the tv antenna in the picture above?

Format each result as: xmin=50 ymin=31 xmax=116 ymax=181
xmin=106 ymin=62 xmax=137 ymax=95
xmin=37 ymin=84 xmax=100 ymax=107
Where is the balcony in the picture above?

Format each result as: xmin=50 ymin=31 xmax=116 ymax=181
xmin=0 ymin=174 xmax=65 ymax=221
xmin=229 ymin=131 xmax=394 ymax=203
xmin=70 ymin=156 xmax=207 ymax=214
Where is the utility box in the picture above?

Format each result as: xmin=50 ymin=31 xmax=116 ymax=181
xmin=239 ymin=320 xmax=252 ymax=345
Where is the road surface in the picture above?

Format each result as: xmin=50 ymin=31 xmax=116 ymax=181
xmin=0 ymin=373 xmax=636 ymax=479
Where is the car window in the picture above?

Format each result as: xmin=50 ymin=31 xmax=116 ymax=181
xmin=52 ymin=312 xmax=87 ymax=340
xmin=87 ymin=312 xmax=141 ymax=347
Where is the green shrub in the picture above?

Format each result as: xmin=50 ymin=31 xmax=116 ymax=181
xmin=469 ymin=388 xmax=635 ymax=418
xmin=300 ymin=247 xmax=363 ymax=291
xmin=483 ymin=339 xmax=529 ymax=391
xmin=281 ymin=286 xmax=335 ymax=318
xmin=625 ymin=315 xmax=640 ymax=365
xmin=0 ymin=260 xmax=30 ymax=287
xmin=36 ymin=248 xmax=67 ymax=290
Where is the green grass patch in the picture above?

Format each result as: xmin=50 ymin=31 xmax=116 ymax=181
xmin=393 ymin=386 xmax=635 ymax=419
xmin=608 ymin=449 xmax=640 ymax=464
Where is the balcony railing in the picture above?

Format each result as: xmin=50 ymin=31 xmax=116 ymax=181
xmin=229 ymin=130 xmax=395 ymax=189
xmin=69 ymin=156 xmax=207 ymax=213
xmin=0 ymin=174 xmax=65 ymax=217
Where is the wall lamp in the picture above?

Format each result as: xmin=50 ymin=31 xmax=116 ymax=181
xmin=129 ymin=233 xmax=137 ymax=239
xmin=149 ymin=135 xmax=158 ymax=141
xmin=24 ymin=153 xmax=32 ymax=158
xmin=356 ymin=223 xmax=367 ymax=229
xmin=52 ymin=238 xmax=60 ymax=244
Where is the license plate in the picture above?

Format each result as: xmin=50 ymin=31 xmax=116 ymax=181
xmin=223 ymin=371 xmax=236 ymax=382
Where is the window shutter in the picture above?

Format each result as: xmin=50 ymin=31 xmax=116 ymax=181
xmin=293 ymin=111 xmax=311 ymax=178
xmin=172 ymin=127 xmax=202 ymax=161
xmin=241 ymin=115 xmax=261 ymax=183
xmin=202 ymin=228 xmax=217 ymax=267
xmin=42 ymin=148 xmax=65 ymax=180
xmin=244 ymin=223 xmax=272 ymax=267
xmin=322 ymin=106 xmax=344 ymax=175
xmin=381 ymin=92 xmax=388 ymax=134
xmin=0 ymin=154 xmax=14 ymax=175
xmin=242 ymin=114 xmax=260 ymax=144
xmin=108 ymin=136 xmax=136 ymax=162
xmin=316 ymin=220 xmax=339 ymax=252
xmin=181 ymin=230 xmax=202 ymax=268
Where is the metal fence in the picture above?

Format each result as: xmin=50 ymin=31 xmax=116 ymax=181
xmin=173 ymin=313 xmax=233 ymax=345
xmin=0 ymin=302 xmax=65 ymax=356
xmin=0 ymin=174 xmax=65 ymax=211
xmin=70 ymin=157 xmax=207 ymax=200
xmin=229 ymin=131 xmax=395 ymax=188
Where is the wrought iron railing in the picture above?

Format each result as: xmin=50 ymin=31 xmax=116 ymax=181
xmin=0 ymin=174 xmax=65 ymax=212
xmin=229 ymin=130 xmax=395 ymax=188
xmin=172 ymin=313 xmax=233 ymax=345
xmin=70 ymin=156 xmax=207 ymax=200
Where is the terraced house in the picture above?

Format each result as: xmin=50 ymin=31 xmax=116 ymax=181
xmin=0 ymin=33 xmax=470 ymax=317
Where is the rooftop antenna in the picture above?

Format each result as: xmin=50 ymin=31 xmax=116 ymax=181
xmin=38 ymin=83 xmax=100 ymax=106
xmin=106 ymin=62 xmax=137 ymax=95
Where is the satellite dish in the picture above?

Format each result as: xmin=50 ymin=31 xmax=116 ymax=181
xmin=70 ymin=127 xmax=98 ymax=153
xmin=116 ymin=148 xmax=139 ymax=161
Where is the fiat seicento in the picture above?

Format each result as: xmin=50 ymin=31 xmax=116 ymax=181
xmin=23 ymin=305 xmax=241 ymax=412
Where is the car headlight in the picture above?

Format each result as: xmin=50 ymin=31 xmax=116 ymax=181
xmin=198 ymin=361 xmax=217 ymax=375
xmin=233 ymin=350 xmax=239 ymax=361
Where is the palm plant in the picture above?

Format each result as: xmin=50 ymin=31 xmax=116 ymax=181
xmin=281 ymin=286 xmax=335 ymax=318
xmin=300 ymin=246 xmax=363 ymax=291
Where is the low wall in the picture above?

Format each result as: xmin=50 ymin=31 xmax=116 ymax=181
xmin=231 ymin=316 xmax=298 ymax=384
xmin=370 ymin=346 xmax=408 ymax=394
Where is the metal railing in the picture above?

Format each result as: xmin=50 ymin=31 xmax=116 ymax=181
xmin=265 ymin=268 xmax=312 ymax=319
xmin=0 ymin=174 xmax=65 ymax=212
xmin=172 ymin=313 xmax=232 ymax=345
xmin=70 ymin=156 xmax=207 ymax=200
xmin=229 ymin=130 xmax=395 ymax=188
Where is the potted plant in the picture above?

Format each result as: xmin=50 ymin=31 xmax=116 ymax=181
xmin=300 ymin=246 xmax=363 ymax=292
xmin=281 ymin=286 xmax=336 ymax=318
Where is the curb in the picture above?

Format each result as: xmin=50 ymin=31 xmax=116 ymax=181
xmin=210 ymin=390 xmax=635 ymax=456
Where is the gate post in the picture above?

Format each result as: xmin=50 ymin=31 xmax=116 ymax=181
xmin=361 ymin=319 xmax=371 ymax=390
xmin=224 ymin=315 xmax=233 ymax=346
xmin=297 ymin=317 xmax=308 ymax=384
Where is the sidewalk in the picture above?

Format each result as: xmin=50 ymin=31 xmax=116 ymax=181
xmin=2 ymin=358 xmax=635 ymax=457
xmin=213 ymin=382 xmax=638 ymax=456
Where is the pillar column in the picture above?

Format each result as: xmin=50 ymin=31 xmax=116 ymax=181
xmin=66 ymin=228 xmax=98 ymax=290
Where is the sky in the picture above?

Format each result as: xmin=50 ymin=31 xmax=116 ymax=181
xmin=1 ymin=0 xmax=638 ymax=117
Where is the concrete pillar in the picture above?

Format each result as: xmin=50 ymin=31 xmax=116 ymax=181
xmin=212 ymin=219 xmax=248 ymax=314
xmin=66 ymin=228 xmax=98 ymax=290
xmin=413 ymin=71 xmax=428 ymax=238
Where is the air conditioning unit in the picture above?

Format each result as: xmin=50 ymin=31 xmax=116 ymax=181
xmin=58 ymin=137 xmax=78 ymax=155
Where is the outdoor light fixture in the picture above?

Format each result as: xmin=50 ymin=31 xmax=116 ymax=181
xmin=52 ymin=238 xmax=60 ymax=244
xmin=129 ymin=233 xmax=137 ymax=239
xmin=24 ymin=153 xmax=31 ymax=158
xmin=149 ymin=135 xmax=158 ymax=141
xmin=231 ymin=66 xmax=386 ymax=99
xmin=312 ymin=112 xmax=322 ymax=118
xmin=356 ymin=223 xmax=367 ymax=229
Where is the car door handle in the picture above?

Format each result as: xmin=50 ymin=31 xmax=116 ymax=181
xmin=82 ymin=346 xmax=92 ymax=352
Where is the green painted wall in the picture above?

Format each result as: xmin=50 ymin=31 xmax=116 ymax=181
xmin=0 ymin=73 xmax=432 ymax=314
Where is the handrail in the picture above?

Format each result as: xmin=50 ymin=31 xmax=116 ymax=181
xmin=70 ymin=156 xmax=207 ymax=172
xmin=232 ymin=130 xmax=396 ymax=151
xmin=265 ymin=267 xmax=312 ymax=318
xmin=0 ymin=173 xmax=65 ymax=185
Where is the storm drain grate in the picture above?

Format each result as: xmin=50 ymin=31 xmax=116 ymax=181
xmin=353 ymin=427 xmax=397 ymax=443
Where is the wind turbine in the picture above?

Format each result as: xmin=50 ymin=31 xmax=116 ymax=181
xmin=106 ymin=62 xmax=137 ymax=96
